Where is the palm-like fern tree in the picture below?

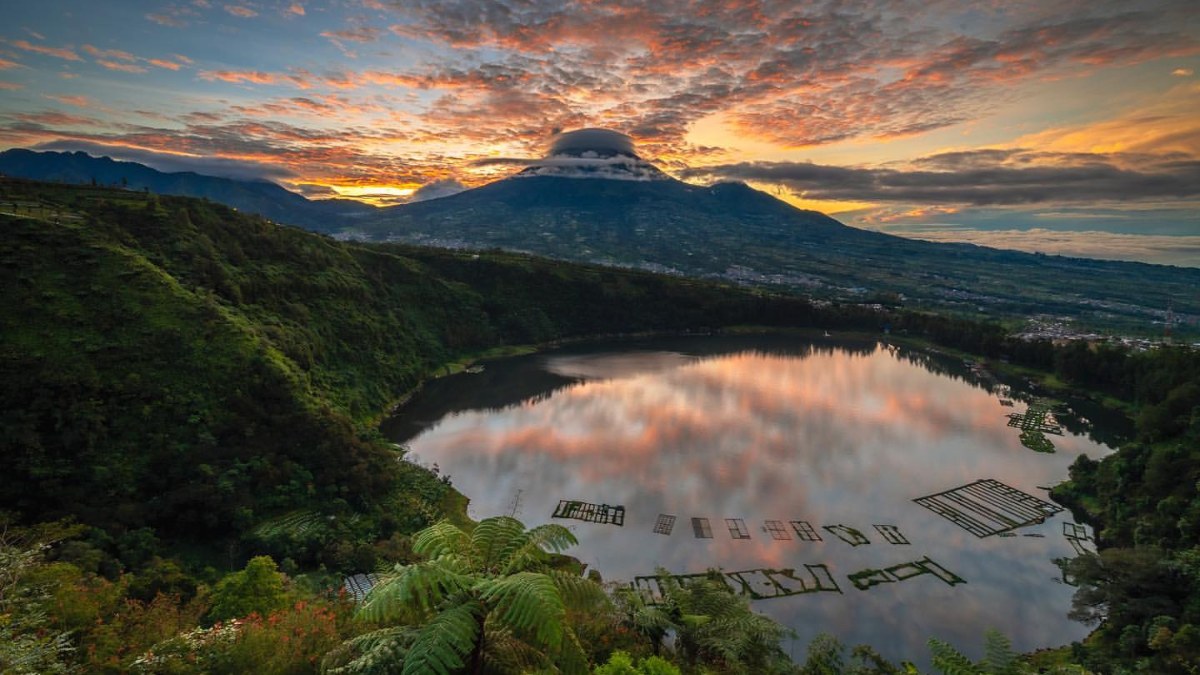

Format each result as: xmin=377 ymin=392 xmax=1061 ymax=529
xmin=322 ymin=516 xmax=605 ymax=675
xmin=616 ymin=570 xmax=795 ymax=674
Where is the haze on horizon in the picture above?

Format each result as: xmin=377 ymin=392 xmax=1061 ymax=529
xmin=0 ymin=0 xmax=1197 ymax=266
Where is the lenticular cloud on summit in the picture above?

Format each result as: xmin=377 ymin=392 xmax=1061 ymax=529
xmin=515 ymin=128 xmax=669 ymax=181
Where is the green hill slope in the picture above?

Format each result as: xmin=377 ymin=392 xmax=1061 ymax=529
xmin=0 ymin=178 xmax=835 ymax=553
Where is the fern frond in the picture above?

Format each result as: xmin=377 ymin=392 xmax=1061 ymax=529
xmin=321 ymin=626 xmax=415 ymax=674
xmin=929 ymin=637 xmax=980 ymax=675
xmin=360 ymin=556 xmax=473 ymax=622
xmin=478 ymin=571 xmax=566 ymax=647
xmin=412 ymin=520 xmax=470 ymax=559
xmin=469 ymin=516 xmax=527 ymax=571
xmin=480 ymin=623 xmax=551 ymax=674
xmin=982 ymin=629 xmax=1019 ymax=675
xmin=632 ymin=604 xmax=674 ymax=633
xmin=553 ymin=625 xmax=591 ymax=675
xmin=252 ymin=509 xmax=328 ymax=540
xmin=547 ymin=569 xmax=607 ymax=609
xmin=401 ymin=601 xmax=483 ymax=675
xmin=498 ymin=522 xmax=578 ymax=574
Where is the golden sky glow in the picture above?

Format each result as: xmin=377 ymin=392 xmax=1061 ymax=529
xmin=0 ymin=1 xmax=1197 ymax=263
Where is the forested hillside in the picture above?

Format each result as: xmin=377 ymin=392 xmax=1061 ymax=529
xmin=0 ymin=178 xmax=848 ymax=559
xmin=3 ymin=178 xmax=1198 ymax=673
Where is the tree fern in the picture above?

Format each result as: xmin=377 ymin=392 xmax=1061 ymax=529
xmin=929 ymin=637 xmax=979 ymax=675
xmin=470 ymin=516 xmax=527 ymax=570
xmin=478 ymin=571 xmax=566 ymax=646
xmin=402 ymin=601 xmax=483 ymax=675
xmin=497 ymin=522 xmax=578 ymax=574
xmin=360 ymin=556 xmax=472 ymax=621
xmin=412 ymin=520 xmax=470 ymax=559
xmin=548 ymin=569 xmax=608 ymax=608
xmin=981 ymin=629 xmax=1020 ymax=675
xmin=329 ymin=515 xmax=603 ymax=674
xmin=321 ymin=626 xmax=414 ymax=674
xmin=929 ymin=631 xmax=1028 ymax=675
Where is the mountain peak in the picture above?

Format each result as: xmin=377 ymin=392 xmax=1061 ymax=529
xmin=514 ymin=128 xmax=669 ymax=182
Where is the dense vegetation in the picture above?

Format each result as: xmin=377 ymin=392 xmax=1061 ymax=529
xmin=0 ymin=178 xmax=872 ymax=568
xmin=2 ymin=178 xmax=1198 ymax=673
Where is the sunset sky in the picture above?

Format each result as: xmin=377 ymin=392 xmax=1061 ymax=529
xmin=1 ymin=1 xmax=1197 ymax=265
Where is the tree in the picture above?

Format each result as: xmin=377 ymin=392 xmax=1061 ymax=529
xmin=594 ymin=650 xmax=680 ymax=675
xmin=322 ymin=516 xmax=604 ymax=675
xmin=0 ymin=522 xmax=77 ymax=674
xmin=209 ymin=555 xmax=290 ymax=622
xmin=614 ymin=571 xmax=795 ymax=674
xmin=929 ymin=630 xmax=1022 ymax=675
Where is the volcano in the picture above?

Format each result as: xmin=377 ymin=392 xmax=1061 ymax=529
xmin=347 ymin=129 xmax=1199 ymax=328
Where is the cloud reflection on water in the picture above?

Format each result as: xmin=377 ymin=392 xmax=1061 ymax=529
xmin=397 ymin=340 xmax=1111 ymax=664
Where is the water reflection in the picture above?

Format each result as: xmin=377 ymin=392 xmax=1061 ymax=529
xmin=385 ymin=337 xmax=1113 ymax=664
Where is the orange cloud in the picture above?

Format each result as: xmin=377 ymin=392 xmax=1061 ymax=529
xmin=0 ymin=58 xmax=21 ymax=70
xmin=46 ymin=94 xmax=91 ymax=107
xmin=0 ymin=81 xmax=23 ymax=90
xmin=11 ymin=40 xmax=81 ymax=61
xmin=97 ymin=59 xmax=148 ymax=73
xmin=145 ymin=13 xmax=185 ymax=27
xmin=200 ymin=69 xmax=312 ymax=88
xmin=287 ymin=3 xmax=305 ymax=16
xmin=224 ymin=5 xmax=257 ymax=18
xmin=15 ymin=111 xmax=99 ymax=126
xmin=82 ymin=45 xmax=136 ymax=61
xmin=148 ymin=58 xmax=182 ymax=71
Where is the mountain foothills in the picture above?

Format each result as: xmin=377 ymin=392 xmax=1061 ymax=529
xmin=3 ymin=148 xmax=1196 ymax=339
xmin=0 ymin=148 xmax=373 ymax=230
xmin=1 ymin=177 xmax=1198 ymax=673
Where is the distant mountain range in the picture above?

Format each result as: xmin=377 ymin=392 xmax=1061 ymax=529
xmin=3 ymin=146 xmax=1196 ymax=331
xmin=0 ymin=148 xmax=372 ymax=230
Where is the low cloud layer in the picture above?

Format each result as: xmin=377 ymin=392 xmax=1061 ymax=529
xmin=877 ymin=226 xmax=1200 ymax=268
xmin=682 ymin=149 xmax=1200 ymax=206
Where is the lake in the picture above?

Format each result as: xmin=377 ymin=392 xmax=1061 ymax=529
xmin=381 ymin=334 xmax=1116 ymax=664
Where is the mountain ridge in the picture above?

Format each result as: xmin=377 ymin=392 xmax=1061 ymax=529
xmin=0 ymin=148 xmax=373 ymax=230
xmin=3 ymin=147 xmax=1196 ymax=333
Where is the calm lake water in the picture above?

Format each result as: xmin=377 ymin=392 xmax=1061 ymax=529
xmin=382 ymin=334 xmax=1117 ymax=664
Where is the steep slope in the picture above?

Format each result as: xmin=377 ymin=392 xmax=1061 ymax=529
xmin=0 ymin=148 xmax=373 ymax=231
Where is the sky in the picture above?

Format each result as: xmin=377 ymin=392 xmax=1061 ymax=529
xmin=0 ymin=0 xmax=1197 ymax=266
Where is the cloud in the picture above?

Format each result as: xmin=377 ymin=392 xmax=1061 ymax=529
xmin=682 ymin=148 xmax=1200 ymax=206
xmin=321 ymin=26 xmax=383 ymax=43
xmin=224 ymin=4 xmax=258 ymax=18
xmin=145 ymin=13 xmax=186 ymax=27
xmin=882 ymin=227 xmax=1200 ymax=268
xmin=199 ymin=69 xmax=314 ymax=88
xmin=293 ymin=183 xmax=337 ymax=197
xmin=97 ymin=59 xmax=149 ymax=73
xmin=1172 ymin=68 xmax=1193 ymax=77
xmin=374 ymin=1 xmax=1200 ymax=150
xmin=10 ymin=40 xmax=82 ymax=61
xmin=0 ymin=58 xmax=21 ymax=70
xmin=15 ymin=111 xmax=100 ymax=127
xmin=148 ymin=58 xmax=183 ymax=71
xmin=82 ymin=45 xmax=136 ymax=61
xmin=31 ymin=139 xmax=297 ymax=182
xmin=410 ymin=178 xmax=467 ymax=202
xmin=0 ymin=81 xmax=24 ymax=90
xmin=45 ymin=94 xmax=91 ymax=107
xmin=287 ymin=3 xmax=305 ymax=16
